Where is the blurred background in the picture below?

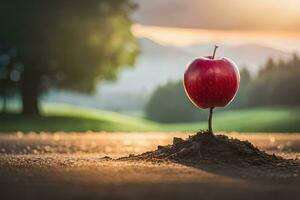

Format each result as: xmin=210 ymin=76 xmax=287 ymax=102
xmin=0 ymin=0 xmax=299 ymax=132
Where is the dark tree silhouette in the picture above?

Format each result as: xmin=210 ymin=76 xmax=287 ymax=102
xmin=0 ymin=0 xmax=138 ymax=115
xmin=249 ymin=54 xmax=300 ymax=107
xmin=146 ymin=81 xmax=209 ymax=123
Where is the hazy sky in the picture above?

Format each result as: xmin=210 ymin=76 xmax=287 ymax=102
xmin=133 ymin=0 xmax=300 ymax=31
xmin=132 ymin=0 xmax=300 ymax=52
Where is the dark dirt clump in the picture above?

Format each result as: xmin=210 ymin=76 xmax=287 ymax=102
xmin=120 ymin=131 xmax=300 ymax=178
xmin=122 ymin=131 xmax=281 ymax=166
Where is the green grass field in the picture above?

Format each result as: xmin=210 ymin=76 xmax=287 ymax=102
xmin=163 ymin=107 xmax=300 ymax=132
xmin=0 ymin=103 xmax=299 ymax=132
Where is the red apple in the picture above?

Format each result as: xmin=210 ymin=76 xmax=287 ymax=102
xmin=183 ymin=46 xmax=240 ymax=134
xmin=184 ymin=54 xmax=240 ymax=109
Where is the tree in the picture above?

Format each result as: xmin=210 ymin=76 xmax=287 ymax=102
xmin=146 ymin=81 xmax=208 ymax=123
xmin=227 ymin=67 xmax=251 ymax=109
xmin=249 ymin=55 xmax=300 ymax=107
xmin=259 ymin=57 xmax=275 ymax=75
xmin=0 ymin=47 xmax=22 ymax=113
xmin=0 ymin=0 xmax=138 ymax=115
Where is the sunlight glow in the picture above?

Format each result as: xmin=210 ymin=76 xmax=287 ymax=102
xmin=132 ymin=24 xmax=300 ymax=52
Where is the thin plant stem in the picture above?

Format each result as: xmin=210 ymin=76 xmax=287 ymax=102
xmin=208 ymin=107 xmax=214 ymax=134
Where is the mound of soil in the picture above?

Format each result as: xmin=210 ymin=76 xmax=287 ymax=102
xmin=121 ymin=131 xmax=300 ymax=177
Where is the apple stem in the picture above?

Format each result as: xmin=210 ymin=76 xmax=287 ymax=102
xmin=208 ymin=107 xmax=214 ymax=134
xmin=212 ymin=45 xmax=219 ymax=59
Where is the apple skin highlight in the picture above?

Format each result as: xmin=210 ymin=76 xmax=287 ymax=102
xmin=184 ymin=56 xmax=240 ymax=109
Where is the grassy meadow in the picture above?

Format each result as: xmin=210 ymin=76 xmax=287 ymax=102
xmin=0 ymin=103 xmax=299 ymax=133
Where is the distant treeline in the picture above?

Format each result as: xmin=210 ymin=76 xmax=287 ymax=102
xmin=146 ymin=54 xmax=300 ymax=123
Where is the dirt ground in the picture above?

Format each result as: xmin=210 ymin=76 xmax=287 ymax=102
xmin=1 ymin=132 xmax=300 ymax=200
